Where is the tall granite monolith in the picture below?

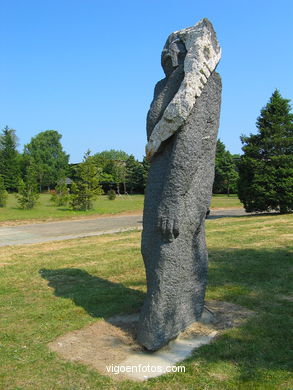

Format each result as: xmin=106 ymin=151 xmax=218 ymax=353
xmin=137 ymin=18 xmax=222 ymax=351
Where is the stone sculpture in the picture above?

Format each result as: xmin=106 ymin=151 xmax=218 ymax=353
xmin=137 ymin=18 xmax=222 ymax=351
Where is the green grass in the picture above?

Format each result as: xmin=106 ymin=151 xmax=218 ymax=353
xmin=0 ymin=194 xmax=144 ymax=223
xmin=0 ymin=214 xmax=292 ymax=389
xmin=210 ymin=194 xmax=242 ymax=209
xmin=0 ymin=193 xmax=242 ymax=224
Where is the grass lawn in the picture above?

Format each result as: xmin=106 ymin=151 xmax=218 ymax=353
xmin=0 ymin=193 xmax=242 ymax=224
xmin=210 ymin=194 xmax=242 ymax=209
xmin=0 ymin=194 xmax=145 ymax=224
xmin=0 ymin=214 xmax=292 ymax=389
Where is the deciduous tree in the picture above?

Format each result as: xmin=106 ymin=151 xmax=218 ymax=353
xmin=24 ymin=130 xmax=69 ymax=191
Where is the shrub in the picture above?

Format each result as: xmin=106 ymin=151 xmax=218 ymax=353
xmin=50 ymin=181 xmax=70 ymax=207
xmin=107 ymin=190 xmax=116 ymax=200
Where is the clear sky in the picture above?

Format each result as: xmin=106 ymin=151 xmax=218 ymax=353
xmin=1 ymin=0 xmax=292 ymax=163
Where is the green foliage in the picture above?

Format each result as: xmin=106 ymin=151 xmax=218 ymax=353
xmin=0 ymin=175 xmax=8 ymax=207
xmin=24 ymin=130 xmax=69 ymax=191
xmin=125 ymin=155 xmax=146 ymax=193
xmin=50 ymin=179 xmax=70 ymax=206
xmin=142 ymin=155 xmax=151 ymax=186
xmin=16 ymin=162 xmax=39 ymax=209
xmin=70 ymin=151 xmax=104 ymax=210
xmin=89 ymin=150 xmax=150 ymax=194
xmin=0 ymin=126 xmax=21 ymax=191
xmin=107 ymin=189 xmax=116 ymax=200
xmin=92 ymin=149 xmax=129 ymax=194
xmin=238 ymin=90 xmax=293 ymax=213
xmin=213 ymin=139 xmax=239 ymax=194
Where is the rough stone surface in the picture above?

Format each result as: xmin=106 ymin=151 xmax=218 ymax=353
xmin=146 ymin=18 xmax=221 ymax=159
xmin=137 ymin=19 xmax=222 ymax=351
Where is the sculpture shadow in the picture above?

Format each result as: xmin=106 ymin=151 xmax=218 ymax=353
xmin=39 ymin=268 xmax=145 ymax=319
xmin=39 ymin=246 xmax=292 ymax=385
xmin=189 ymin=246 xmax=293 ymax=385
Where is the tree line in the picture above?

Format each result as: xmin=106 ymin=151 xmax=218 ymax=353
xmin=0 ymin=128 xmax=151 ymax=209
xmin=0 ymin=89 xmax=292 ymax=213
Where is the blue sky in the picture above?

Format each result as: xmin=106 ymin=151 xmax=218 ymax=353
xmin=1 ymin=0 xmax=292 ymax=162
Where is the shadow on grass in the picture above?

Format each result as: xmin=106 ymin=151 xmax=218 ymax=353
xmin=39 ymin=246 xmax=293 ymax=386
xmin=39 ymin=268 xmax=144 ymax=318
xmin=190 ymin=247 xmax=293 ymax=386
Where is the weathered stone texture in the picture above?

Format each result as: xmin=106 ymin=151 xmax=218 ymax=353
xmin=137 ymin=19 xmax=222 ymax=351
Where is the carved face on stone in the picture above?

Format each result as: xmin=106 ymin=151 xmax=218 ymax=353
xmin=161 ymin=39 xmax=186 ymax=77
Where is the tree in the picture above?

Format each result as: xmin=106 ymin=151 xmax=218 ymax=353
xmin=70 ymin=151 xmax=104 ymax=210
xmin=126 ymin=155 xmax=145 ymax=193
xmin=17 ymin=161 xmax=39 ymax=209
xmin=24 ymin=130 xmax=69 ymax=191
xmin=92 ymin=150 xmax=130 ymax=194
xmin=238 ymin=90 xmax=293 ymax=213
xmin=0 ymin=176 xmax=8 ymax=207
xmin=142 ymin=156 xmax=151 ymax=190
xmin=94 ymin=153 xmax=127 ymax=195
xmin=0 ymin=126 xmax=21 ymax=191
xmin=213 ymin=139 xmax=239 ymax=195
xmin=50 ymin=178 xmax=70 ymax=206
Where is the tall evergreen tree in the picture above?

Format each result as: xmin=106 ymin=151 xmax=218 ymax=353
xmin=24 ymin=130 xmax=69 ymax=191
xmin=16 ymin=160 xmax=39 ymax=209
xmin=0 ymin=175 xmax=8 ymax=207
xmin=213 ymin=139 xmax=239 ymax=195
xmin=70 ymin=151 xmax=104 ymax=210
xmin=0 ymin=126 xmax=21 ymax=191
xmin=238 ymin=90 xmax=293 ymax=213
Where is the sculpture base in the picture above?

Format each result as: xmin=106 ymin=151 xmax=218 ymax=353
xmin=48 ymin=301 xmax=254 ymax=382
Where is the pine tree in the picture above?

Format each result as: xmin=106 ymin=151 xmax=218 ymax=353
xmin=0 ymin=175 xmax=8 ymax=207
xmin=213 ymin=140 xmax=239 ymax=195
xmin=16 ymin=162 xmax=39 ymax=209
xmin=0 ymin=126 xmax=21 ymax=191
xmin=238 ymin=90 xmax=293 ymax=213
xmin=70 ymin=151 xmax=104 ymax=210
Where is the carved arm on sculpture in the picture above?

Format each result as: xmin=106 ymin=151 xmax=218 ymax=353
xmin=146 ymin=18 xmax=221 ymax=159
xmin=156 ymin=87 xmax=221 ymax=242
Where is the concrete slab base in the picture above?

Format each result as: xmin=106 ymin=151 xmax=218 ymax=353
xmin=48 ymin=301 xmax=254 ymax=381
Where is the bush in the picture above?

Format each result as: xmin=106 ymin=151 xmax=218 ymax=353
xmin=50 ymin=181 xmax=70 ymax=207
xmin=107 ymin=190 xmax=116 ymax=200
xmin=17 ymin=180 xmax=39 ymax=209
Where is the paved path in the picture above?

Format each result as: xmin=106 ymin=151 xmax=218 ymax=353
xmin=0 ymin=208 xmax=251 ymax=247
xmin=0 ymin=214 xmax=143 ymax=247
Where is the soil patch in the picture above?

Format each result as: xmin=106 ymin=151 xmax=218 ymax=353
xmin=48 ymin=301 xmax=255 ymax=381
